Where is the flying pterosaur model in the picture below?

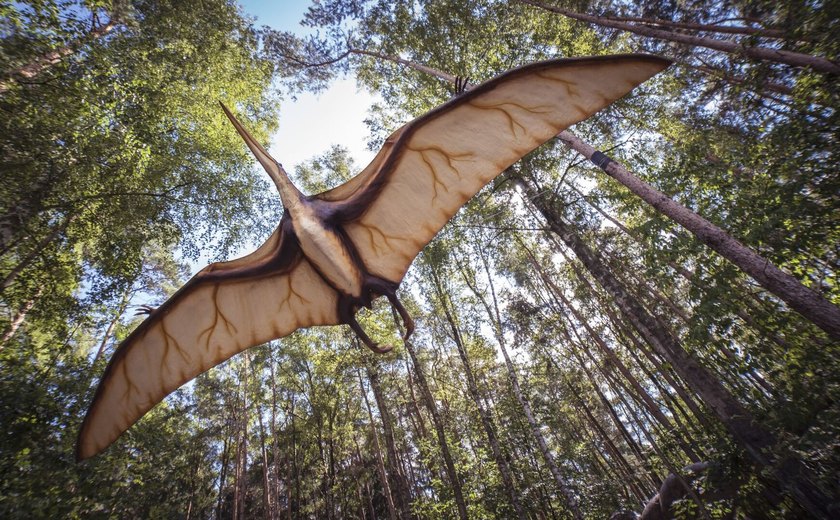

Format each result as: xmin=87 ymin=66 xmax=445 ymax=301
xmin=77 ymin=54 xmax=670 ymax=460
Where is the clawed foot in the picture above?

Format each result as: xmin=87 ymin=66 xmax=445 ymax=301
xmin=454 ymin=76 xmax=471 ymax=96
xmin=134 ymin=304 xmax=157 ymax=316
xmin=338 ymin=280 xmax=415 ymax=354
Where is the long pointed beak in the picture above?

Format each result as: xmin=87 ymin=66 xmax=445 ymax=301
xmin=219 ymin=102 xmax=288 ymax=189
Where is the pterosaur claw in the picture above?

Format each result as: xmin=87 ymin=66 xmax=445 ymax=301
xmin=134 ymin=304 xmax=157 ymax=316
xmin=387 ymin=292 xmax=415 ymax=340
xmin=339 ymin=294 xmax=394 ymax=354
xmin=454 ymin=76 xmax=471 ymax=96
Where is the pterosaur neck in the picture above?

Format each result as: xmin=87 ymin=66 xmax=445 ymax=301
xmin=219 ymin=102 xmax=305 ymax=210
xmin=270 ymin=164 xmax=304 ymax=211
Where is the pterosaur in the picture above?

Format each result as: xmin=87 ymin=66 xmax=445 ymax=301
xmin=77 ymin=54 xmax=670 ymax=460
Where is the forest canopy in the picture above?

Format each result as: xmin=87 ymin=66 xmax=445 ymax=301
xmin=1 ymin=0 xmax=838 ymax=518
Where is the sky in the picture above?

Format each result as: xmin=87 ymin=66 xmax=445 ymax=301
xmin=237 ymin=0 xmax=380 ymax=173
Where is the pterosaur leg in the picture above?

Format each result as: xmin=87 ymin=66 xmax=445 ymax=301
xmin=338 ymin=294 xmax=393 ymax=354
xmin=386 ymin=292 xmax=414 ymax=340
xmin=365 ymin=276 xmax=414 ymax=340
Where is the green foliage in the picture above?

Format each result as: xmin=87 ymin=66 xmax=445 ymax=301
xmin=2 ymin=0 xmax=839 ymax=517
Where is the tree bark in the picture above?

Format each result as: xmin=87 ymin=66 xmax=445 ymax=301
xmin=520 ymin=177 xmax=832 ymax=517
xmin=1 ymin=216 xmax=71 ymax=291
xmin=365 ymin=363 xmax=413 ymax=519
xmin=90 ymin=286 xmax=134 ymax=366
xmin=459 ymin=248 xmax=583 ymax=519
xmin=359 ymin=372 xmax=399 ymax=520
xmin=257 ymin=397 xmax=273 ymax=519
xmin=555 ymin=130 xmax=840 ymax=340
xmin=217 ymin=434 xmax=231 ymax=520
xmin=522 ymin=240 xmax=704 ymax=460
xmin=427 ymin=264 xmax=528 ymax=520
xmin=402 ymin=339 xmax=469 ymax=520
xmin=0 ymin=286 xmax=42 ymax=348
xmin=594 ymin=14 xmax=788 ymax=39
xmin=516 ymin=0 xmax=840 ymax=74
xmin=0 ymin=19 xmax=120 ymax=95
xmin=233 ymin=356 xmax=250 ymax=520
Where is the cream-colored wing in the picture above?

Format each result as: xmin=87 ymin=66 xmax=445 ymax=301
xmin=77 ymin=225 xmax=340 ymax=460
xmin=323 ymin=55 xmax=669 ymax=281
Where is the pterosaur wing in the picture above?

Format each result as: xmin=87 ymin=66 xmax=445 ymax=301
xmin=77 ymin=224 xmax=340 ymax=460
xmin=319 ymin=55 xmax=670 ymax=282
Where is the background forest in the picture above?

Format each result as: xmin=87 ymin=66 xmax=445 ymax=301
xmin=1 ymin=0 xmax=839 ymax=518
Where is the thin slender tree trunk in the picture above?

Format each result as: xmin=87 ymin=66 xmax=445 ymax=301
xmin=458 ymin=248 xmax=584 ymax=519
xmin=520 ymin=177 xmax=832 ymax=517
xmin=90 ymin=286 xmax=134 ymax=366
xmin=541 ymin=334 xmax=659 ymax=497
xmin=234 ymin=356 xmax=250 ymax=520
xmin=0 ymin=19 xmax=120 ymax=95
xmin=427 ymin=264 xmax=528 ymax=520
xmin=1 ymin=216 xmax=71 ymax=291
xmin=565 ymin=378 xmax=657 ymax=499
xmin=359 ymin=371 xmax=399 ymax=520
xmin=566 ymin=261 xmax=713 ymax=432
xmin=581 ymin=12 xmax=789 ymax=39
xmin=217 ymin=433 xmax=231 ymax=520
xmin=365 ymin=363 xmax=412 ymax=519
xmin=269 ymin=355 xmax=283 ymax=520
xmin=521 ymin=241 xmax=702 ymax=461
xmin=516 ymin=0 xmax=840 ymax=74
xmin=403 ymin=365 xmax=429 ymax=438
xmin=568 ymin=184 xmax=813 ymax=350
xmin=614 ymin=390 xmax=712 ymax=520
xmin=402 ymin=339 xmax=469 ymax=520
xmin=257 ymin=396 xmax=273 ymax=519
xmin=288 ymin=394 xmax=298 ymax=520
xmin=688 ymin=63 xmax=794 ymax=96
xmin=353 ymin=437 xmax=377 ymax=520
xmin=0 ymin=286 xmax=42 ymax=347
xmin=555 ymin=130 xmax=840 ymax=341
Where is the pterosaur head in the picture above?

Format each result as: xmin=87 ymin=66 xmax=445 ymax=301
xmin=219 ymin=102 xmax=303 ymax=208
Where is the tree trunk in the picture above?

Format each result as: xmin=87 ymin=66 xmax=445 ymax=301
xmin=257 ymin=394 xmax=273 ymax=519
xmin=565 ymin=377 xmax=657 ymax=499
xmin=520 ymin=177 xmax=832 ymax=517
xmin=359 ymin=371 xmax=398 ymax=520
xmin=0 ymin=19 xmax=120 ymax=95
xmin=234 ymin=356 xmax=250 ymax=520
xmin=521 ymin=240 xmax=703 ymax=461
xmin=403 ymin=365 xmax=429 ymax=439
xmin=458 ymin=248 xmax=584 ymax=519
xmin=554 ymin=130 xmax=840 ymax=341
xmin=402 ymin=339 xmax=469 ymax=519
xmin=516 ymin=0 xmax=840 ymax=74
xmin=90 ymin=285 xmax=134 ymax=366
xmin=268 ymin=354 xmax=284 ymax=520
xmin=217 ymin=434 xmax=231 ymax=520
xmin=600 ymin=15 xmax=788 ymax=39
xmin=1 ymin=216 xmax=71 ymax=291
xmin=615 ymin=391 xmax=712 ymax=520
xmin=0 ymin=286 xmax=42 ymax=348
xmin=427 ymin=264 xmax=528 ymax=520
xmin=364 ymin=363 xmax=412 ymax=519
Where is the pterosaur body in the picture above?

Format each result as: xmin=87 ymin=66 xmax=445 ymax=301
xmin=77 ymin=54 xmax=670 ymax=460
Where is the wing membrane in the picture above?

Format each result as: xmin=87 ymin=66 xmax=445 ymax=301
xmin=77 ymin=225 xmax=340 ymax=460
xmin=323 ymin=55 xmax=669 ymax=281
